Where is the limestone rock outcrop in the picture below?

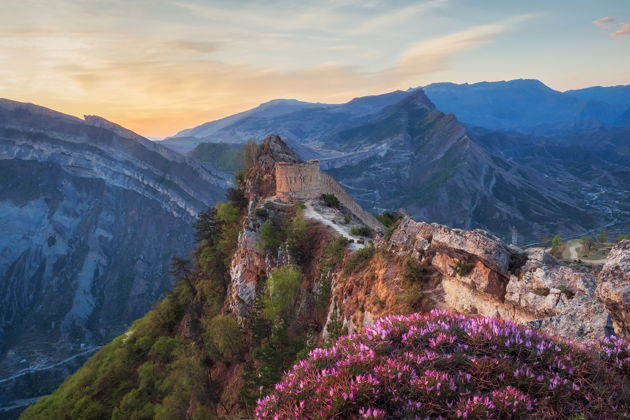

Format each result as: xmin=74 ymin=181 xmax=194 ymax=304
xmin=376 ymin=217 xmax=614 ymax=340
xmin=596 ymin=240 xmax=630 ymax=335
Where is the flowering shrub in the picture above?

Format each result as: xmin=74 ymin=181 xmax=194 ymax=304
xmin=256 ymin=310 xmax=630 ymax=419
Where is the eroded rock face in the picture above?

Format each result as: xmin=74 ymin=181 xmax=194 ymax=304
xmin=228 ymin=218 xmax=267 ymax=320
xmin=244 ymin=134 xmax=300 ymax=206
xmin=596 ymin=240 xmax=630 ymax=335
xmin=374 ymin=217 xmax=615 ymax=340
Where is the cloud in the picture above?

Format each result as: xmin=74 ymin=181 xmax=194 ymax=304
xmin=611 ymin=23 xmax=630 ymax=37
xmin=0 ymin=1 xmax=525 ymax=137
xmin=350 ymin=0 xmax=448 ymax=35
xmin=169 ymin=40 xmax=217 ymax=53
xmin=391 ymin=23 xmax=510 ymax=81
xmin=593 ymin=17 xmax=614 ymax=25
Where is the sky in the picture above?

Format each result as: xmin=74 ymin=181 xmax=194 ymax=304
xmin=0 ymin=0 xmax=629 ymax=138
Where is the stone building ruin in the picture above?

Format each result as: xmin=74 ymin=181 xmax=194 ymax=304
xmin=275 ymin=160 xmax=383 ymax=231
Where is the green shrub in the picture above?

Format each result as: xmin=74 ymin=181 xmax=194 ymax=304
xmin=216 ymin=202 xmax=240 ymax=225
xmin=342 ymin=246 xmax=374 ymax=276
xmin=397 ymin=281 xmax=423 ymax=310
xmin=320 ymin=236 xmax=348 ymax=274
xmin=404 ymin=258 xmax=427 ymax=283
xmin=263 ymin=265 xmax=302 ymax=322
xmin=193 ymin=207 xmax=220 ymax=244
xmin=617 ymin=234 xmax=629 ymax=242
xmin=204 ymin=315 xmax=244 ymax=362
xmin=376 ymin=212 xmax=399 ymax=228
xmin=258 ymin=220 xmax=285 ymax=253
xmin=227 ymin=187 xmax=248 ymax=209
xmin=149 ymin=337 xmax=183 ymax=364
xmin=384 ymin=219 xmax=402 ymax=242
xmin=550 ymin=234 xmax=564 ymax=257
xmin=287 ymin=210 xmax=311 ymax=264
xmin=321 ymin=193 xmax=340 ymax=208
xmin=349 ymin=225 xmax=371 ymax=237
xmin=325 ymin=310 xmax=347 ymax=345
xmin=240 ymin=324 xmax=305 ymax=410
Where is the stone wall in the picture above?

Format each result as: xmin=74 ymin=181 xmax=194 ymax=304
xmin=275 ymin=160 xmax=383 ymax=231
xmin=275 ymin=161 xmax=321 ymax=202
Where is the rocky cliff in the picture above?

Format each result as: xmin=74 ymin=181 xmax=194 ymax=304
xmin=0 ymin=99 xmax=228 ymax=417
xmin=22 ymin=135 xmax=630 ymax=419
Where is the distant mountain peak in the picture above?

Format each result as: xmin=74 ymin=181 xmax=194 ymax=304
xmin=0 ymin=97 xmax=82 ymax=123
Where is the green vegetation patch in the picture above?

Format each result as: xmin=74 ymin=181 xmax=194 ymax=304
xmin=321 ymin=193 xmax=341 ymax=209
xmin=450 ymin=260 xmax=472 ymax=276
xmin=262 ymin=265 xmax=302 ymax=323
xmin=349 ymin=225 xmax=371 ymax=237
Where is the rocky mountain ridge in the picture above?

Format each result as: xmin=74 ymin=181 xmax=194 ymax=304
xmin=161 ymin=82 xmax=629 ymax=243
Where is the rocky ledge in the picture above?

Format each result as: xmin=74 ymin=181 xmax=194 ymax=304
xmin=380 ymin=218 xmax=622 ymax=340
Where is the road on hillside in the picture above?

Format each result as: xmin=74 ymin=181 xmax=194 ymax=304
xmin=567 ymin=241 xmax=607 ymax=265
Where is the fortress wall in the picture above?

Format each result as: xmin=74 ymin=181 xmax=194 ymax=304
xmin=319 ymin=172 xmax=383 ymax=232
xmin=276 ymin=160 xmax=383 ymax=232
xmin=275 ymin=161 xmax=322 ymax=202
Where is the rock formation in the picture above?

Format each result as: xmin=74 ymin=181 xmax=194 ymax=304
xmin=276 ymin=160 xmax=383 ymax=231
xmin=596 ymin=240 xmax=630 ymax=335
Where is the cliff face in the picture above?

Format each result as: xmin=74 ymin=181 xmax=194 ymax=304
xmin=0 ymin=99 xmax=228 ymax=417
xmin=331 ymin=218 xmax=614 ymax=341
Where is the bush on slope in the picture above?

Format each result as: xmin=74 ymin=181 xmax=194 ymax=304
xmin=256 ymin=310 xmax=630 ymax=419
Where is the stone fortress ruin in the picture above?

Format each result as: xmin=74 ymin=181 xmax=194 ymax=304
xmin=275 ymin=160 xmax=383 ymax=232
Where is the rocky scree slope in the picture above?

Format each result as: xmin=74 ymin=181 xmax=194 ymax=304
xmin=0 ymin=99 xmax=228 ymax=417
xmin=22 ymin=135 xmax=630 ymax=419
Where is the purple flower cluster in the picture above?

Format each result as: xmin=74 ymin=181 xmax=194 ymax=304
xmin=256 ymin=310 xmax=630 ymax=419
xmin=598 ymin=335 xmax=630 ymax=375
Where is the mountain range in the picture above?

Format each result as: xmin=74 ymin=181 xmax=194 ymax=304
xmin=160 ymin=79 xmax=630 ymax=244
xmin=0 ymin=99 xmax=228 ymax=416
